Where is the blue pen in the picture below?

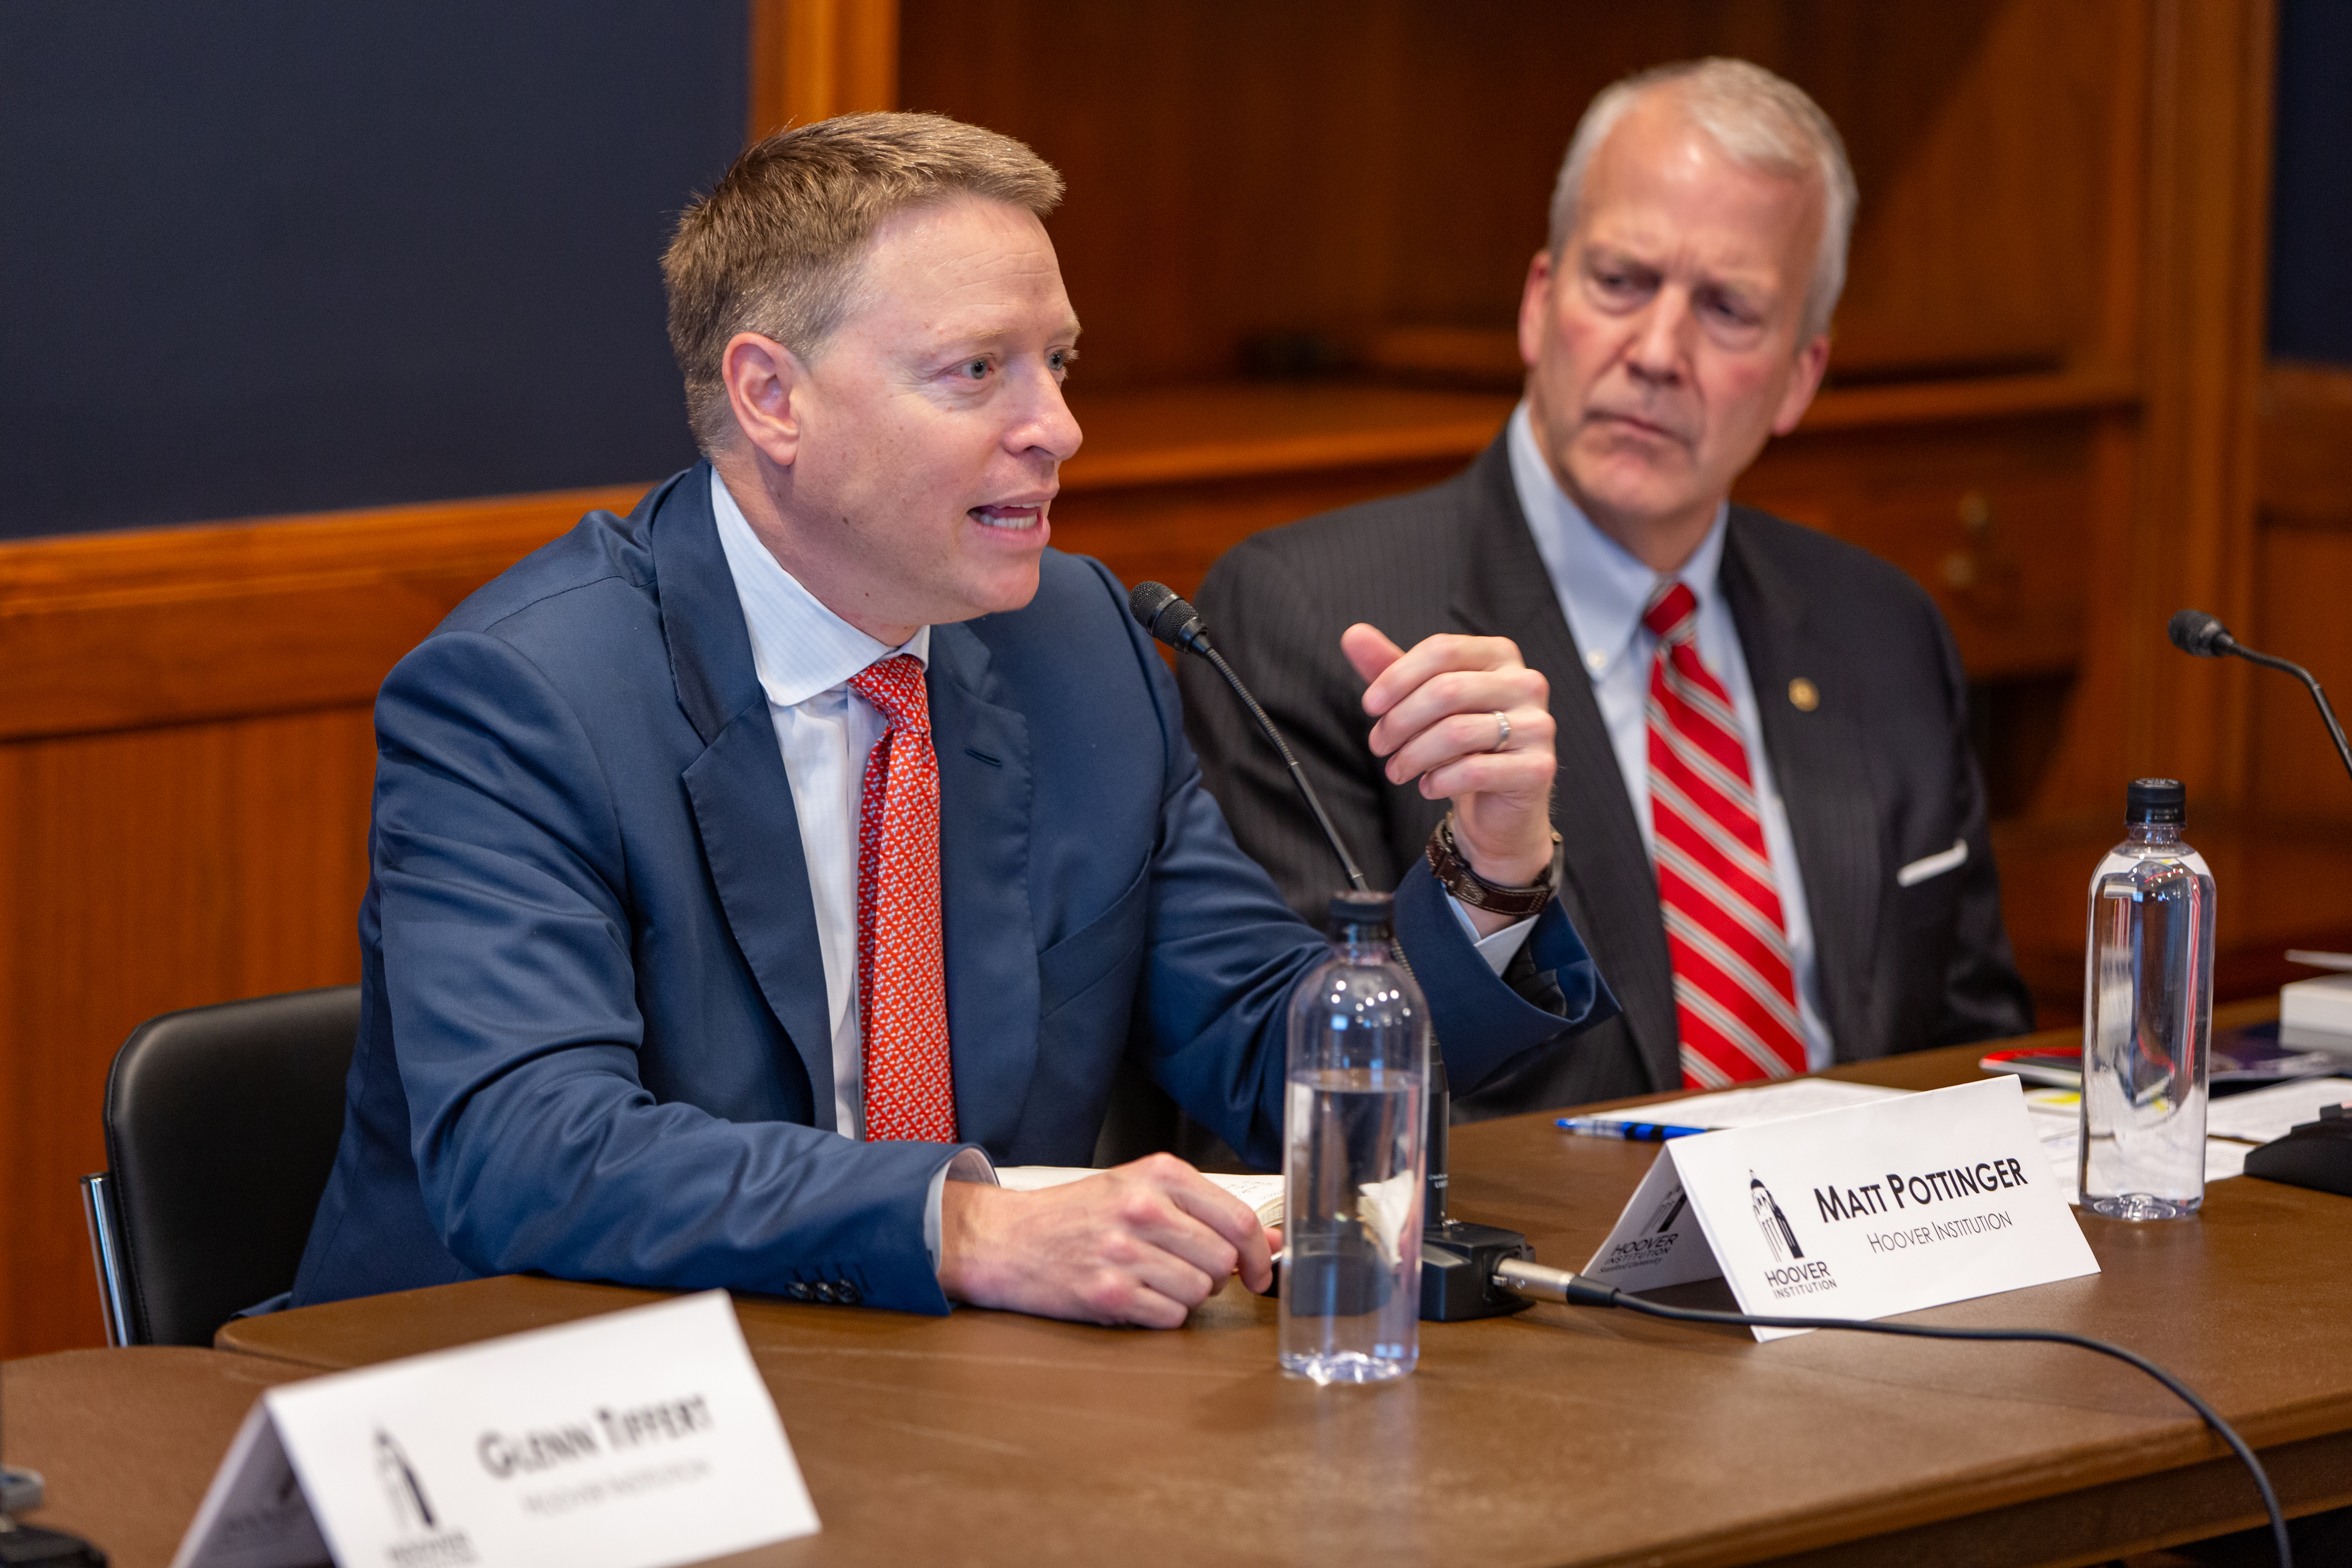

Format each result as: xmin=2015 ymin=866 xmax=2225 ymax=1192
xmin=1555 ymin=1116 xmax=1709 ymax=1141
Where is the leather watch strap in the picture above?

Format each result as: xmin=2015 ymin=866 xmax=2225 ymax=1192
xmin=1424 ymin=811 xmax=1558 ymax=918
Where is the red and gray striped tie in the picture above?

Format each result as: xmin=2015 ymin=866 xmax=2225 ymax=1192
xmin=1641 ymin=582 xmax=1807 ymax=1089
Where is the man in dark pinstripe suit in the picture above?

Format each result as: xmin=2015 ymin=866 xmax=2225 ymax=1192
xmin=1183 ymin=60 xmax=2032 ymax=1117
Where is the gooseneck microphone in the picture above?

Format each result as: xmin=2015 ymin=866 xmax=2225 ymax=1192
xmin=2169 ymin=608 xmax=2352 ymax=786
xmin=1129 ymin=581 xmax=1544 ymax=1321
xmin=1128 ymin=582 xmax=1368 ymax=893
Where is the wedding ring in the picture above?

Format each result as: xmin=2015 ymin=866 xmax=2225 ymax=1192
xmin=1490 ymin=711 xmax=1511 ymax=752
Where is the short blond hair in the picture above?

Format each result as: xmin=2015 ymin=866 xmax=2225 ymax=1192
xmin=663 ymin=112 xmax=1064 ymax=450
xmin=1548 ymin=59 xmax=1856 ymax=343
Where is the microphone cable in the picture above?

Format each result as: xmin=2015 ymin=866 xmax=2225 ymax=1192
xmin=1497 ymin=1260 xmax=2292 ymax=1568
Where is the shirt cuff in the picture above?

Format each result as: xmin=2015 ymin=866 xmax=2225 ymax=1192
xmin=1449 ymin=894 xmax=1537 ymax=974
xmin=924 ymin=1147 xmax=999 ymax=1272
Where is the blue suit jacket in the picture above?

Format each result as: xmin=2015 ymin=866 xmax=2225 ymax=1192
xmin=292 ymin=465 xmax=1612 ymax=1316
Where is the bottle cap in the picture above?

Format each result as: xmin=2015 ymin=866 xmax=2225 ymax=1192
xmin=1327 ymin=889 xmax=1395 ymax=935
xmin=2126 ymin=777 xmax=2186 ymax=824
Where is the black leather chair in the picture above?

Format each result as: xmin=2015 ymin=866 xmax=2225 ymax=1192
xmin=81 ymin=985 xmax=359 ymax=1346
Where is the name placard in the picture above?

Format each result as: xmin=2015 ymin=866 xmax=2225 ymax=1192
xmin=174 ymin=1291 xmax=818 ymax=1568
xmin=1581 ymin=1077 xmax=2098 ymax=1341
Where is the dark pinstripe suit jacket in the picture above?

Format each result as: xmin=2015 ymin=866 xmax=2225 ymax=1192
xmin=1182 ymin=436 xmax=2034 ymax=1114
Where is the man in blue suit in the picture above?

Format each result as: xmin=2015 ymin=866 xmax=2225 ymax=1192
xmin=293 ymin=113 xmax=1612 ymax=1327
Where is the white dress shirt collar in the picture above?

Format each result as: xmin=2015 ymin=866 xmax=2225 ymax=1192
xmin=708 ymin=468 xmax=930 ymax=699
xmin=1504 ymin=401 xmax=1729 ymax=673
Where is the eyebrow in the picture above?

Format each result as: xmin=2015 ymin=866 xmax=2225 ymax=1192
xmin=1587 ymin=247 xmax=1776 ymax=299
xmin=931 ymin=314 xmax=1084 ymax=353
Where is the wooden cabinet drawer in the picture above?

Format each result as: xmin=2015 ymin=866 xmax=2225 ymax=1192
xmin=1734 ymin=413 xmax=2119 ymax=680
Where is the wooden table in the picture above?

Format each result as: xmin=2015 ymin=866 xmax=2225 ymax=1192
xmin=4 ymin=1348 xmax=315 ymax=1564
xmin=17 ymin=1018 xmax=2352 ymax=1567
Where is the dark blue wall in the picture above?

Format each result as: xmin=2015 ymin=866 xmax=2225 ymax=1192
xmin=0 ymin=2 xmax=744 ymax=540
xmin=2270 ymin=0 xmax=2352 ymax=366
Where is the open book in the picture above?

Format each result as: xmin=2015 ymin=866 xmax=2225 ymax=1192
xmin=995 ymin=1165 xmax=1283 ymax=1225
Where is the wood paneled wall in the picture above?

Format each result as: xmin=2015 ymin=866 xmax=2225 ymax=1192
xmin=0 ymin=712 xmax=378 ymax=1356
xmin=2250 ymin=362 xmax=2352 ymax=816
xmin=2100 ymin=0 xmax=2277 ymax=815
xmin=748 ymin=0 xmax=897 ymax=136
xmin=898 ymin=0 xmax=2147 ymax=389
xmin=0 ymin=487 xmax=633 ymax=1356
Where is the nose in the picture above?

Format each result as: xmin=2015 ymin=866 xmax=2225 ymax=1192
xmin=1623 ymin=290 xmax=1694 ymax=388
xmin=1010 ymin=362 xmax=1084 ymax=465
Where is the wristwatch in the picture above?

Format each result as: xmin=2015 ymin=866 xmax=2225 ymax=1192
xmin=1424 ymin=811 xmax=1559 ymax=919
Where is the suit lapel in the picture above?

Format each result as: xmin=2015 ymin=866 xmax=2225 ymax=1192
xmin=1722 ymin=510 xmax=1883 ymax=1058
xmin=924 ymin=623 xmax=1040 ymax=1152
xmin=654 ymin=466 xmax=838 ymax=1124
xmin=1450 ymin=443 xmax=1681 ymax=1091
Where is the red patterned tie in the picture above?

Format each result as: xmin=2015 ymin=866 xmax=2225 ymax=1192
xmin=1642 ymin=583 xmax=1807 ymax=1089
xmin=847 ymin=654 xmax=957 ymax=1142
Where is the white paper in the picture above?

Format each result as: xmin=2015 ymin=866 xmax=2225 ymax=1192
xmin=993 ymin=1165 xmax=1106 ymax=1191
xmin=1356 ymin=1169 xmax=1417 ymax=1265
xmin=2020 ymin=1083 xmax=2309 ymax=1200
xmin=2205 ymin=1076 xmax=2352 ymax=1143
xmin=2022 ymin=1090 xmax=2086 ymax=1187
xmin=2207 ymin=1140 xmax=2252 ymax=1180
xmin=2033 ymin=1127 xmax=2251 ymax=1205
xmin=1213 ymin=1173 xmax=1285 ymax=1220
xmin=2281 ymin=974 xmax=2352 ymax=1033
xmin=995 ymin=1165 xmax=1283 ymax=1221
xmin=1622 ymin=1078 xmax=1907 ymax=1130
xmin=176 ymin=1292 xmax=817 ymax=1568
xmin=1583 ymin=1078 xmax=2099 ymax=1341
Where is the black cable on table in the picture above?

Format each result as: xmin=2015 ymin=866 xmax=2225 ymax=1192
xmin=1498 ymin=1263 xmax=2292 ymax=1568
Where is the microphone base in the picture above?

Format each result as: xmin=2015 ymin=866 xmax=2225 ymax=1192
xmin=1419 ymin=1218 xmax=1536 ymax=1321
xmin=0 ymin=1524 xmax=107 ymax=1567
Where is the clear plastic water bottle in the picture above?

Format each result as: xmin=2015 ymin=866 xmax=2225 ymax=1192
xmin=2080 ymin=778 xmax=2216 ymax=1220
xmin=1280 ymin=890 xmax=1429 ymax=1383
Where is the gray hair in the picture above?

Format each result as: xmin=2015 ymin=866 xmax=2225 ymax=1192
xmin=1546 ymin=58 xmax=1857 ymax=344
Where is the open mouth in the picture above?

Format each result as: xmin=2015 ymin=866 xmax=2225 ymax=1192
xmin=969 ymin=503 xmax=1046 ymax=530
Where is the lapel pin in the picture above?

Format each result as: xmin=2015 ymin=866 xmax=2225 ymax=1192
xmin=1788 ymin=677 xmax=1820 ymax=713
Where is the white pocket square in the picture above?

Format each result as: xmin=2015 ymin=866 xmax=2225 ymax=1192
xmin=1896 ymin=838 xmax=1969 ymax=888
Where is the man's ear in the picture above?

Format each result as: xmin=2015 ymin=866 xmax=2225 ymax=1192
xmin=721 ymin=332 xmax=807 ymax=468
xmin=1769 ymin=332 xmax=1832 ymax=437
xmin=1517 ymin=249 xmax=1557 ymax=370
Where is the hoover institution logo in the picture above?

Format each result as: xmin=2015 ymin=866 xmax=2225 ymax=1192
xmin=1748 ymin=1172 xmax=1838 ymax=1298
xmin=374 ymin=1428 xmax=477 ymax=1566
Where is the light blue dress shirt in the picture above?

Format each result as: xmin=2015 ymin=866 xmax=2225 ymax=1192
xmin=1504 ymin=404 xmax=1833 ymax=1069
